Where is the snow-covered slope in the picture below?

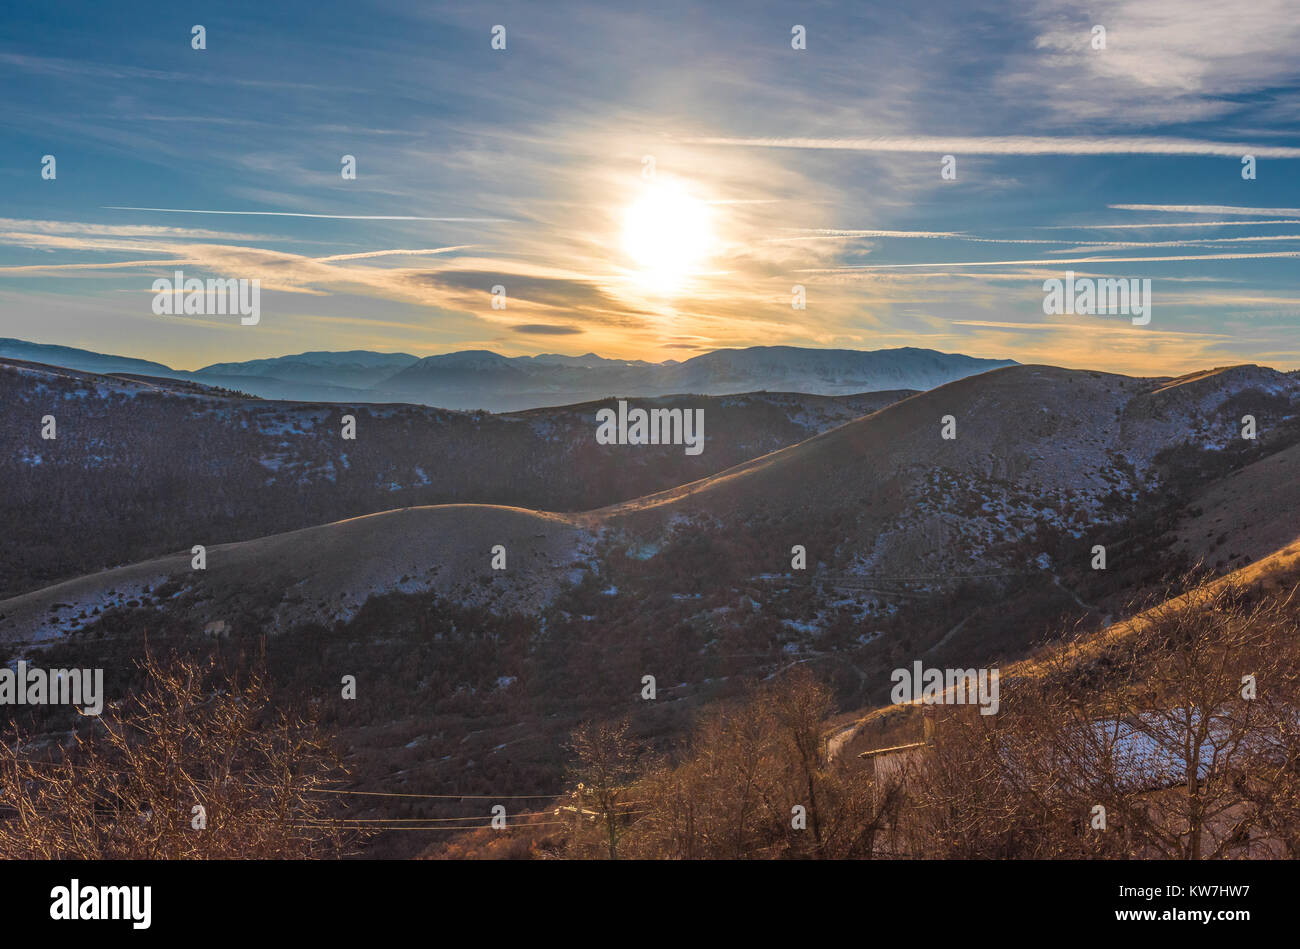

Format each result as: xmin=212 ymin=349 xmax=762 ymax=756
xmin=600 ymin=363 xmax=1300 ymax=578
xmin=0 ymin=506 xmax=594 ymax=641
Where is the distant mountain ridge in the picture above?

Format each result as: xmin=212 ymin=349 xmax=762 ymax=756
xmin=0 ymin=338 xmax=1015 ymax=411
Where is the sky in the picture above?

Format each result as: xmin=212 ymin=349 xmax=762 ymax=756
xmin=2 ymin=0 xmax=1299 ymax=375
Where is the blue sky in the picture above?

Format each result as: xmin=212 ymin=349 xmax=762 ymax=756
xmin=2 ymin=0 xmax=1299 ymax=374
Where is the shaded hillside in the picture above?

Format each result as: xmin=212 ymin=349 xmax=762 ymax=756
xmin=598 ymin=363 xmax=1300 ymax=578
xmin=0 ymin=506 xmax=591 ymax=642
xmin=569 ymin=363 xmax=1300 ymax=703
xmin=837 ymin=534 xmax=1300 ymax=763
xmin=1171 ymin=441 xmax=1300 ymax=568
xmin=0 ymin=357 xmax=910 ymax=597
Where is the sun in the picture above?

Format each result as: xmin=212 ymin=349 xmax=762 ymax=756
xmin=622 ymin=180 xmax=713 ymax=292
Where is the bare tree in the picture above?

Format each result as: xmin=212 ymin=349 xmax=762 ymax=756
xmin=622 ymin=669 xmax=904 ymax=859
xmin=906 ymin=572 xmax=1300 ymax=859
xmin=568 ymin=719 xmax=639 ymax=859
xmin=0 ymin=651 xmax=354 ymax=859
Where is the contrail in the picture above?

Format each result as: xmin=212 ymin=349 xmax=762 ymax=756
xmin=1110 ymin=204 xmax=1300 ymax=216
xmin=104 ymin=206 xmax=511 ymax=222
xmin=315 ymin=245 xmax=477 ymax=262
xmin=797 ymin=251 xmax=1300 ymax=271
xmin=1049 ymin=235 xmax=1300 ymax=252
xmin=686 ymin=135 xmax=1300 ymax=158
xmin=1038 ymin=219 xmax=1300 ymax=230
xmin=763 ymin=230 xmax=1085 ymax=245
xmin=0 ymin=258 xmax=195 ymax=274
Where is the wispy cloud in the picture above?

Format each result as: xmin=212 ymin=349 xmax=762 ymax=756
xmin=800 ymin=251 xmax=1300 ymax=271
xmin=0 ymin=218 xmax=273 ymax=241
xmin=314 ymin=246 xmax=477 ymax=262
xmin=102 ymin=206 xmax=512 ymax=222
xmin=1048 ymin=235 xmax=1300 ymax=253
xmin=686 ymin=135 xmax=1300 ymax=157
xmin=1111 ymin=204 xmax=1300 ymax=216
xmin=1039 ymin=219 xmax=1300 ymax=230
xmin=764 ymin=228 xmax=963 ymax=241
xmin=1001 ymin=0 xmax=1300 ymax=126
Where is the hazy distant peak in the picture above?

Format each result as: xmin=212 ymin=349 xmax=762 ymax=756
xmin=0 ymin=337 xmax=1020 ymax=411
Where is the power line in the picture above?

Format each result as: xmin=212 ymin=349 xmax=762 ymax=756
xmin=291 ymin=811 xmax=650 ymax=832
xmin=303 ymin=787 xmax=562 ymax=800
xmin=6 ymin=762 xmax=582 ymax=809
xmin=299 ymin=810 xmax=563 ymax=822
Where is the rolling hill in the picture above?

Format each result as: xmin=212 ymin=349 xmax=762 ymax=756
xmin=0 ymin=356 xmax=913 ymax=597
xmin=5 ymin=360 xmax=1298 ymax=656
xmin=598 ymin=363 xmax=1300 ymax=576
xmin=0 ymin=505 xmax=593 ymax=642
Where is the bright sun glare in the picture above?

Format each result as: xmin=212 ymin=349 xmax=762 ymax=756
xmin=622 ymin=181 xmax=712 ymax=292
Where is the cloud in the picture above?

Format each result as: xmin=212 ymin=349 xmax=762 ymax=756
xmin=951 ymin=320 xmax=1065 ymax=331
xmin=685 ymin=135 xmax=1300 ymax=157
xmin=314 ymin=246 xmax=476 ymax=262
xmin=1039 ymin=219 xmax=1300 ymax=229
xmin=0 ymin=258 xmax=196 ymax=275
xmin=765 ymin=228 xmax=962 ymax=240
xmin=0 ymin=52 xmax=336 ymax=91
xmin=1110 ymin=204 xmax=1300 ymax=216
xmin=800 ymin=251 xmax=1300 ymax=271
xmin=412 ymin=269 xmax=646 ymax=324
xmin=0 ymin=218 xmax=273 ymax=241
xmin=6 ymin=2 xmax=1300 ymax=372
xmin=1048 ymin=235 xmax=1300 ymax=253
xmin=1000 ymin=0 xmax=1300 ymax=125
xmin=511 ymin=323 xmax=583 ymax=335
xmin=102 ymin=206 xmax=512 ymax=222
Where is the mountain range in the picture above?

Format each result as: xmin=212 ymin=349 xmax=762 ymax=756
xmin=0 ymin=338 xmax=1014 ymax=411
